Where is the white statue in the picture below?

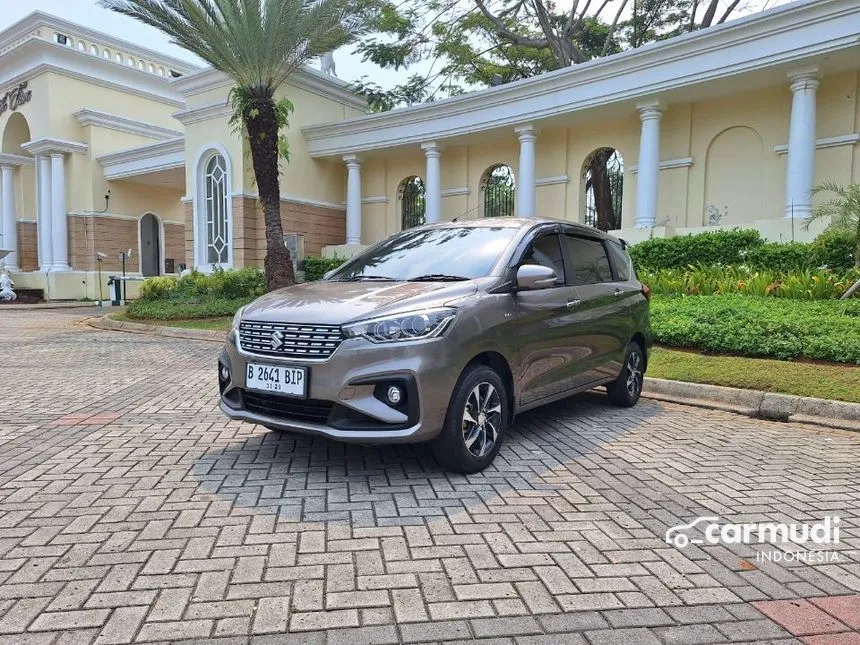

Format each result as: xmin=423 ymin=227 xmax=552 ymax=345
xmin=320 ymin=52 xmax=337 ymax=77
xmin=0 ymin=265 xmax=16 ymax=301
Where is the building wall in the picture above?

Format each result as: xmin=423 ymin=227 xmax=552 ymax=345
xmin=354 ymin=70 xmax=860 ymax=245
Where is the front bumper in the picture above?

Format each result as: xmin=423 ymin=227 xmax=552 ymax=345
xmin=218 ymin=329 xmax=458 ymax=444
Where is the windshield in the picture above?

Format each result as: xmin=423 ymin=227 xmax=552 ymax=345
xmin=328 ymin=226 xmax=519 ymax=282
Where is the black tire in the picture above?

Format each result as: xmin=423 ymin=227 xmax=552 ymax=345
xmin=432 ymin=364 xmax=509 ymax=473
xmin=606 ymin=342 xmax=645 ymax=407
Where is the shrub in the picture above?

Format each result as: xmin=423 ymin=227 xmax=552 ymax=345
xmin=126 ymin=296 xmax=250 ymax=320
xmin=139 ymin=267 xmax=266 ymax=301
xmin=744 ymin=242 xmax=812 ymax=272
xmin=810 ymin=229 xmax=856 ymax=271
xmin=629 ymin=229 xmax=764 ymax=270
xmin=650 ymin=294 xmax=860 ymax=363
xmin=638 ymin=265 xmax=860 ymax=299
xmin=303 ymin=256 xmax=346 ymax=282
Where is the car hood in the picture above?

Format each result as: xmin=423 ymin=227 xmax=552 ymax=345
xmin=241 ymin=280 xmax=479 ymax=325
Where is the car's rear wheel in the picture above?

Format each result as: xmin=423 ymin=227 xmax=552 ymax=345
xmin=432 ymin=364 xmax=508 ymax=473
xmin=606 ymin=342 xmax=645 ymax=407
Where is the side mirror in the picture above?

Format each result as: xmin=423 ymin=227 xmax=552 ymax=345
xmin=516 ymin=264 xmax=557 ymax=290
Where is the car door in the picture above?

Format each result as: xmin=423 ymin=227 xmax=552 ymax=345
xmin=513 ymin=230 xmax=589 ymax=406
xmin=560 ymin=232 xmax=632 ymax=384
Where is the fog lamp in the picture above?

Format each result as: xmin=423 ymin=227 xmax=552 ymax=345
xmin=386 ymin=385 xmax=403 ymax=405
xmin=219 ymin=365 xmax=230 ymax=381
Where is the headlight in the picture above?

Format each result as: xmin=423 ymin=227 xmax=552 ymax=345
xmin=232 ymin=306 xmax=246 ymax=330
xmin=343 ymin=307 xmax=457 ymax=343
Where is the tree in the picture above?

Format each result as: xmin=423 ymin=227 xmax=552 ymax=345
xmin=805 ymin=181 xmax=860 ymax=299
xmin=102 ymin=0 xmax=364 ymax=290
xmin=353 ymin=0 xmax=754 ymax=228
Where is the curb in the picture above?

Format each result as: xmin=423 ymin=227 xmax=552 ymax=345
xmin=643 ymin=377 xmax=860 ymax=432
xmin=87 ymin=314 xmax=226 ymax=343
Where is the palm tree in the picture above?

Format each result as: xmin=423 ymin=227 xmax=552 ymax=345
xmin=805 ymin=181 xmax=860 ymax=299
xmin=101 ymin=0 xmax=363 ymax=290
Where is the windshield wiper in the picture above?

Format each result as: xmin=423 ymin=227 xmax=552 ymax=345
xmin=335 ymin=275 xmax=397 ymax=281
xmin=408 ymin=274 xmax=470 ymax=282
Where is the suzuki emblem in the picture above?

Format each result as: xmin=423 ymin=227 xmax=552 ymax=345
xmin=270 ymin=330 xmax=285 ymax=350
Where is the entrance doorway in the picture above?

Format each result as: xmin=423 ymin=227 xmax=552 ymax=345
xmin=140 ymin=213 xmax=161 ymax=276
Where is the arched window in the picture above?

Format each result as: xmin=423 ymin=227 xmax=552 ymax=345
xmin=399 ymin=176 xmax=426 ymax=229
xmin=103 ymin=49 xmax=111 ymax=59
xmin=127 ymin=57 xmax=135 ymax=67
xmin=202 ymin=154 xmax=230 ymax=265
xmin=582 ymin=148 xmax=623 ymax=231
xmin=481 ymin=164 xmax=515 ymax=218
xmin=90 ymin=44 xmax=98 ymax=56
xmin=115 ymin=53 xmax=123 ymax=64
xmin=78 ymin=41 xmax=86 ymax=51
xmin=138 ymin=60 xmax=145 ymax=70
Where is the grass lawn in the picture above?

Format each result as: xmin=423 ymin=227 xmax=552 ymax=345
xmin=649 ymin=346 xmax=860 ymax=403
xmin=114 ymin=313 xmax=232 ymax=331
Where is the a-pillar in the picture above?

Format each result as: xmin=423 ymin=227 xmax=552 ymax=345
xmin=344 ymin=154 xmax=362 ymax=245
xmin=515 ymin=125 xmax=537 ymax=218
xmin=784 ymin=67 xmax=819 ymax=219
xmin=634 ymin=102 xmax=663 ymax=228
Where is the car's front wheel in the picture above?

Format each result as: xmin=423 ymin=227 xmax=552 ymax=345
xmin=432 ymin=364 xmax=509 ymax=473
xmin=606 ymin=341 xmax=645 ymax=407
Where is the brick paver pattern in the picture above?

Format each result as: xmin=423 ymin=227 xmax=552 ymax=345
xmin=0 ymin=309 xmax=858 ymax=644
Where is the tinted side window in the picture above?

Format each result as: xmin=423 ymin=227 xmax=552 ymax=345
xmin=562 ymin=235 xmax=612 ymax=285
xmin=605 ymin=240 xmax=632 ymax=281
xmin=522 ymin=234 xmax=565 ymax=284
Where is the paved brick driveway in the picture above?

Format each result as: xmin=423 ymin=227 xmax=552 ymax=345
xmin=0 ymin=309 xmax=859 ymax=644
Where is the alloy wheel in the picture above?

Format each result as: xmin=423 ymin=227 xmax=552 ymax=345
xmin=462 ymin=382 xmax=502 ymax=458
xmin=626 ymin=351 xmax=643 ymax=397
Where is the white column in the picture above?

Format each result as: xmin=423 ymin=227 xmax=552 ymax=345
xmin=51 ymin=153 xmax=69 ymax=271
xmin=37 ymin=154 xmax=53 ymax=271
xmin=784 ymin=67 xmax=819 ymax=219
xmin=344 ymin=154 xmax=362 ymax=245
xmin=420 ymin=142 xmax=442 ymax=224
xmin=634 ymin=102 xmax=663 ymax=228
xmin=515 ymin=125 xmax=537 ymax=218
xmin=1 ymin=165 xmax=18 ymax=272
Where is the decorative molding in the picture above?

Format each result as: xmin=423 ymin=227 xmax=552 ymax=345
xmin=442 ymin=187 xmax=470 ymax=197
xmin=171 ymin=65 xmax=367 ymax=111
xmin=172 ymin=101 xmax=232 ymax=126
xmin=97 ymin=137 xmax=184 ymax=180
xmin=630 ymin=157 xmax=694 ymax=173
xmin=773 ymin=133 xmax=859 ymax=154
xmin=68 ymin=211 xmax=144 ymax=222
xmin=535 ymin=175 xmax=569 ymax=186
xmin=0 ymin=153 xmax=34 ymax=167
xmin=74 ymin=109 xmax=182 ymax=141
xmin=302 ymin=0 xmax=858 ymax=156
xmin=230 ymin=191 xmax=346 ymax=212
xmin=0 ymin=11 xmax=197 ymax=73
xmin=359 ymin=195 xmax=388 ymax=205
xmin=0 ymin=40 xmax=186 ymax=108
xmin=21 ymin=137 xmax=88 ymax=155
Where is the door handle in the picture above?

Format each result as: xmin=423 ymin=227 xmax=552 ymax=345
xmin=613 ymin=288 xmax=622 ymax=297
xmin=566 ymin=298 xmax=581 ymax=309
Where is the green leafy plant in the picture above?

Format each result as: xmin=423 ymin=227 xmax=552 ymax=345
xmin=629 ymin=229 xmax=765 ymax=270
xmin=303 ymin=256 xmax=346 ymax=282
xmin=806 ymin=182 xmax=860 ymax=267
xmin=650 ymin=294 xmax=860 ymax=364
xmin=638 ymin=265 xmax=860 ymax=300
xmin=102 ymin=0 xmax=365 ymax=291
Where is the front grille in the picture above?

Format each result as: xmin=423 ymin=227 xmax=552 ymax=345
xmin=239 ymin=320 xmax=343 ymax=359
xmin=243 ymin=390 xmax=334 ymax=425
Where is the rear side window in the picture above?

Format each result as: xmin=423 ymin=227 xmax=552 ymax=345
xmin=562 ymin=235 xmax=612 ymax=285
xmin=605 ymin=240 xmax=633 ymax=281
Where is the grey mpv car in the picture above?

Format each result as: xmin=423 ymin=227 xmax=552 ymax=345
xmin=219 ymin=218 xmax=651 ymax=472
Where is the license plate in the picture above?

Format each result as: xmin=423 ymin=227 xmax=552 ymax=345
xmin=245 ymin=363 xmax=307 ymax=397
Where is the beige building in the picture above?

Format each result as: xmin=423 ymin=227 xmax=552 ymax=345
xmin=0 ymin=0 xmax=858 ymax=300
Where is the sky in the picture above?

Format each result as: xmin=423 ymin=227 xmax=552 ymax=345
xmin=0 ymin=0 xmax=793 ymax=91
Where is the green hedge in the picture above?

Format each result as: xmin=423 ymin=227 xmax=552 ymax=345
xmin=630 ymin=229 xmax=855 ymax=273
xmin=651 ymin=294 xmax=860 ymax=363
xmin=139 ymin=267 xmax=266 ymax=300
xmin=303 ymin=256 xmax=345 ymax=281
xmin=126 ymin=296 xmax=251 ymax=320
